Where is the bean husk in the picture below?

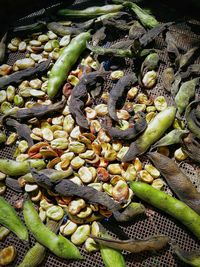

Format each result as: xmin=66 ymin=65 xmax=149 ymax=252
xmin=57 ymin=5 xmax=124 ymax=18
xmin=69 ymin=71 xmax=108 ymax=129
xmin=47 ymin=22 xmax=82 ymax=36
xmin=91 ymin=235 xmax=169 ymax=253
xmin=14 ymin=97 xmax=66 ymax=120
xmin=162 ymin=67 xmax=175 ymax=92
xmin=129 ymin=20 xmax=146 ymax=40
xmin=122 ymin=107 xmax=176 ymax=161
xmin=103 ymin=112 xmax=147 ymax=140
xmin=185 ymin=100 xmax=200 ymax=139
xmin=5 ymin=118 xmax=34 ymax=147
xmin=175 ymin=78 xmax=199 ymax=115
xmin=148 ymin=152 xmax=200 ymax=215
xmin=171 ymin=241 xmax=200 ymax=267
xmin=96 ymin=223 xmax=126 ymax=267
xmin=0 ymin=33 xmax=7 ymax=63
xmin=113 ymin=202 xmax=145 ymax=222
xmin=152 ymin=129 xmax=188 ymax=148
xmin=108 ymin=74 xmax=137 ymax=122
xmin=30 ymin=168 xmax=121 ymax=212
xmin=177 ymin=47 xmax=199 ymax=70
xmin=124 ymin=2 xmax=159 ymax=28
xmin=5 ymin=177 xmax=23 ymax=193
xmin=182 ymin=133 xmax=200 ymax=164
xmin=0 ymin=58 xmax=51 ymax=89
xmin=139 ymin=22 xmax=173 ymax=47
xmin=86 ymin=42 xmax=135 ymax=58
xmin=0 ymin=159 xmax=45 ymax=176
xmin=18 ymin=219 xmax=62 ymax=267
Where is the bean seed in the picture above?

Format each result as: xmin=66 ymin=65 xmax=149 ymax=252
xmin=60 ymin=220 xmax=77 ymax=236
xmin=0 ymin=91 xmax=7 ymax=103
xmin=71 ymin=225 xmax=90 ymax=245
xmin=71 ymin=156 xmax=85 ymax=169
xmin=78 ymin=166 xmax=93 ymax=183
xmin=110 ymin=70 xmax=124 ymax=80
xmin=46 ymin=205 xmax=64 ymax=221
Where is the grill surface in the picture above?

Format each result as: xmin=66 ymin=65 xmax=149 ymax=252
xmin=0 ymin=1 xmax=200 ymax=266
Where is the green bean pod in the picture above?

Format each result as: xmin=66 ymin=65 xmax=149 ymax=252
xmin=18 ymin=220 xmax=60 ymax=267
xmin=123 ymin=2 xmax=159 ymax=28
xmin=0 ymin=159 xmax=46 ymax=176
xmin=0 ymin=197 xmax=28 ymax=241
xmin=98 ymin=224 xmax=126 ymax=267
xmin=122 ymin=106 xmax=176 ymax=161
xmin=23 ymin=199 xmax=82 ymax=259
xmin=57 ymin=5 xmax=123 ymax=18
xmin=18 ymin=243 xmax=46 ymax=267
xmin=175 ymin=78 xmax=199 ymax=115
xmin=130 ymin=182 xmax=200 ymax=239
xmin=47 ymin=32 xmax=91 ymax=99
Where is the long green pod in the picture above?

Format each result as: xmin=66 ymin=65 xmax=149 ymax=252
xmin=23 ymin=199 xmax=82 ymax=259
xmin=18 ymin=243 xmax=46 ymax=267
xmin=57 ymin=5 xmax=123 ymax=18
xmin=130 ymin=182 xmax=200 ymax=239
xmin=47 ymin=32 xmax=91 ymax=99
xmin=123 ymin=2 xmax=159 ymax=28
xmin=152 ymin=129 xmax=189 ymax=148
xmin=171 ymin=242 xmax=200 ymax=267
xmin=18 ymin=220 xmax=61 ymax=267
xmin=98 ymin=224 xmax=126 ymax=267
xmin=0 ymin=197 xmax=28 ymax=241
xmin=122 ymin=106 xmax=176 ymax=161
xmin=175 ymin=78 xmax=199 ymax=115
xmin=0 ymin=159 xmax=46 ymax=176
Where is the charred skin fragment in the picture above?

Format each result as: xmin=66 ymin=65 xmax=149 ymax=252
xmin=103 ymin=112 xmax=147 ymax=140
xmin=91 ymin=235 xmax=169 ymax=253
xmin=0 ymin=57 xmax=51 ymax=88
xmin=30 ymin=168 xmax=121 ymax=212
xmin=15 ymin=97 xmax=67 ymax=120
xmin=5 ymin=177 xmax=23 ymax=193
xmin=139 ymin=22 xmax=174 ymax=47
xmin=148 ymin=152 xmax=200 ymax=215
xmin=182 ymin=133 xmax=200 ymax=164
xmin=69 ymin=71 xmax=108 ymax=129
xmin=5 ymin=118 xmax=34 ymax=147
xmin=108 ymin=74 xmax=137 ymax=122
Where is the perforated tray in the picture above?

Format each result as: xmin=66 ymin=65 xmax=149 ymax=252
xmin=0 ymin=1 xmax=200 ymax=266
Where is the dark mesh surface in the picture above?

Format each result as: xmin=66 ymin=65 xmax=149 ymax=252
xmin=1 ymin=1 xmax=200 ymax=266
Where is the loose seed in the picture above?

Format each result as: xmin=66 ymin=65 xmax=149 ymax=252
xmin=71 ymin=225 xmax=90 ymax=245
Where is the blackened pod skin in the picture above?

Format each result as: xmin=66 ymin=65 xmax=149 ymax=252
xmin=148 ymin=152 xmax=200 ymax=215
xmin=23 ymin=199 xmax=82 ymax=260
xmin=130 ymin=182 xmax=200 ymax=239
xmin=0 ymin=197 xmax=28 ymax=241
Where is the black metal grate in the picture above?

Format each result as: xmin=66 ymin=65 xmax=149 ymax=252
xmin=0 ymin=0 xmax=200 ymax=266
